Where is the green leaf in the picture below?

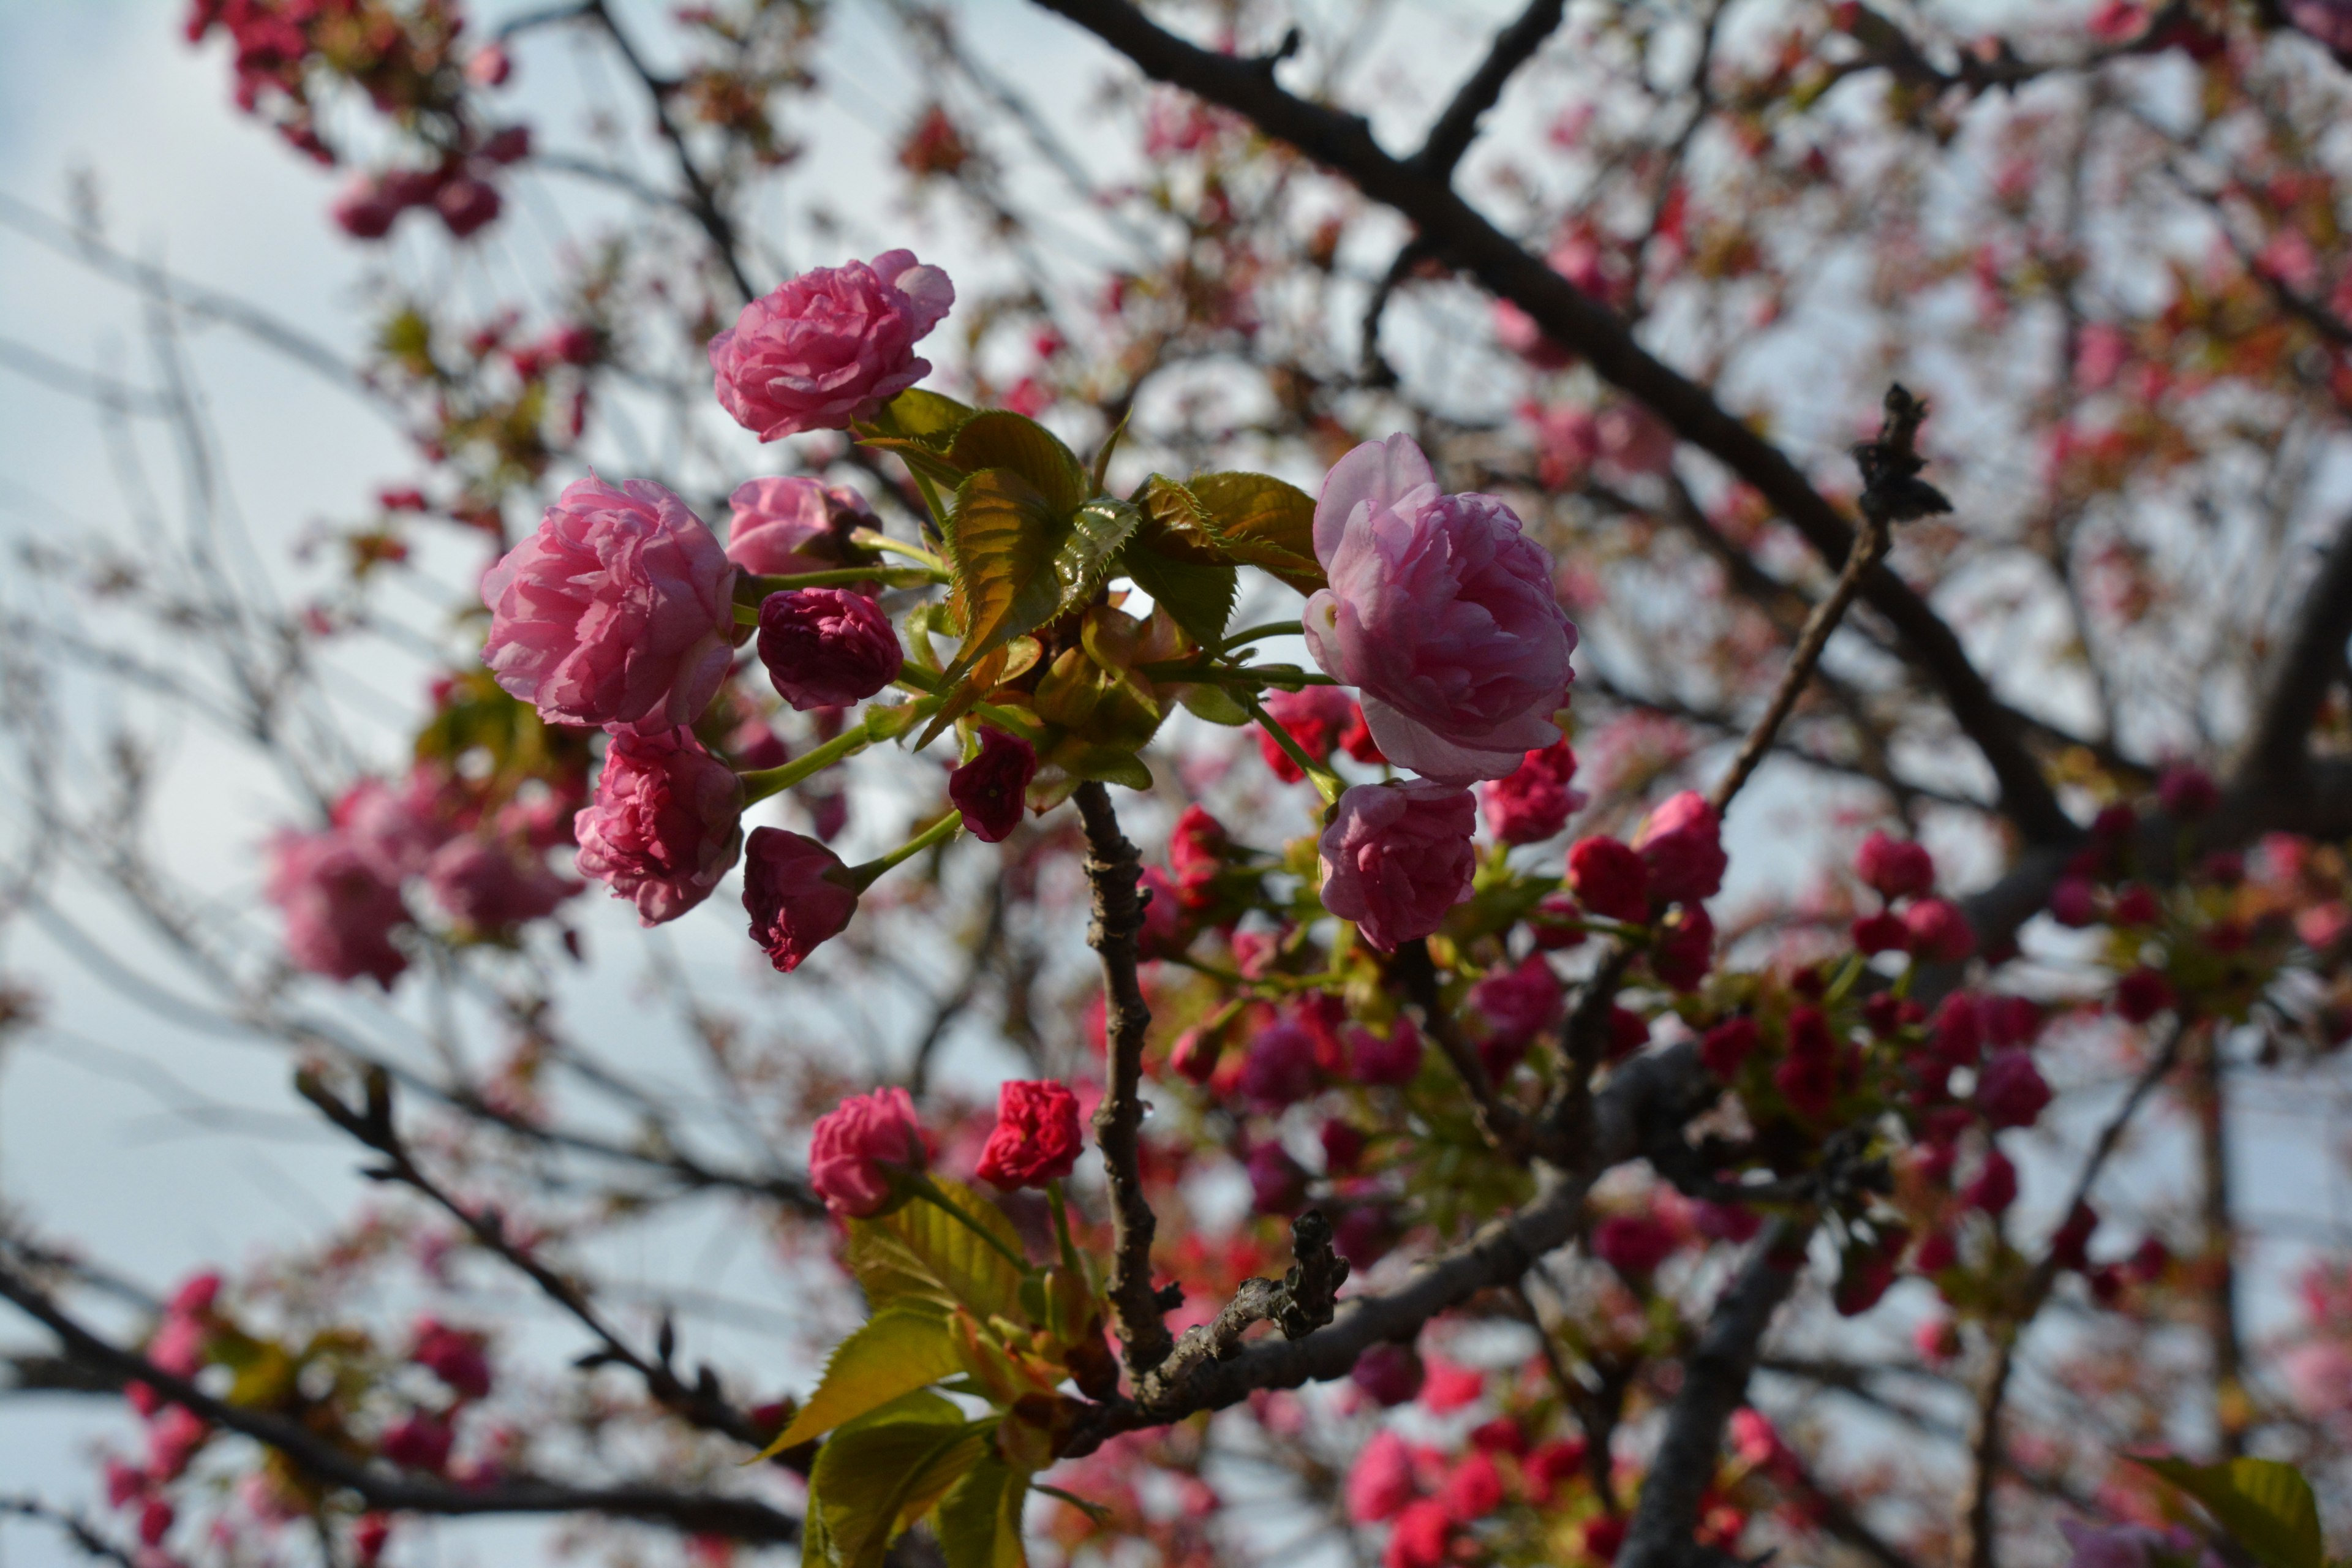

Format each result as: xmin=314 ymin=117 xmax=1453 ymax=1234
xmin=949 ymin=413 xmax=1087 ymax=515
xmin=878 ymin=389 xmax=978 ymax=441
xmin=943 ymin=469 xmax=1065 ymax=688
xmin=935 ymin=1460 xmax=1030 ymax=1568
xmin=2134 ymin=1458 xmax=2324 ymax=1568
xmin=845 ymin=1175 xmax=1030 ymax=1325
xmin=1187 ymin=472 xmax=1324 ymax=594
xmin=802 ymin=1394 xmax=991 ymax=1568
xmin=1055 ymin=498 xmax=1140 ymax=617
xmin=1135 ymin=475 xmax=1231 ymax=562
xmin=1122 ymin=542 xmax=1237 ymax=647
xmin=1178 ymin=681 xmax=1253 ymax=726
xmin=760 ymin=1305 xmax=963 ymax=1455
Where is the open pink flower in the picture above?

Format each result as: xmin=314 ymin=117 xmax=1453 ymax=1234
xmin=1303 ymin=435 xmax=1576 ymax=784
xmin=573 ymin=728 xmax=744 ymax=925
xmin=725 ymin=477 xmax=876 ymax=578
xmin=709 ymin=251 xmax=954 ymax=440
xmin=1630 ymin=790 xmax=1725 ymax=905
xmin=1318 ymin=780 xmax=1477 ymax=952
xmin=424 ymin=837 xmax=581 ymax=930
xmin=265 ymin=830 xmax=411 ymax=987
xmin=742 ymin=826 xmax=859 ymax=972
xmin=481 ymin=475 xmax=736 ymax=731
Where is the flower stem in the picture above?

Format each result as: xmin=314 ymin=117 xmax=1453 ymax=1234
xmin=851 ymin=529 xmax=945 ymax=568
xmin=1218 ymin=619 xmax=1306 ymax=652
xmin=737 ymin=565 xmax=948 ymax=598
xmin=1243 ymin=692 xmax=1343 ymax=806
xmin=848 ymin=808 xmax=962 ymax=891
xmin=1047 ymin=1180 xmax=1082 ymax=1276
xmin=738 ymin=701 xmax=933 ymax=805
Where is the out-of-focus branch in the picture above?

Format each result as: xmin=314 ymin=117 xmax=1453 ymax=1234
xmin=583 ymin=0 xmax=758 ymax=306
xmin=0 ymin=1496 xmax=141 ymax=1568
xmin=2241 ymin=513 xmax=2352 ymax=786
xmin=1616 ymin=1226 xmax=1803 ymax=1568
xmin=1954 ymin=1018 xmax=2187 ymax=1568
xmin=0 ymin=1262 xmax=801 ymax=1542
xmin=1072 ymin=782 xmax=1174 ymax=1376
xmin=1025 ymin=0 xmax=2075 ymax=848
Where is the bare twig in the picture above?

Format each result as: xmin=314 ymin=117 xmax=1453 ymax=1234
xmin=0 ymin=1496 xmax=141 ymax=1568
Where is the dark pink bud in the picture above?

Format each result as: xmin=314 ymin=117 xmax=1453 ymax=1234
xmin=1630 ymin=790 xmax=1725 ymax=905
xmin=742 ymin=827 xmax=859 ymax=973
xmin=434 ymin=175 xmax=502 ymax=238
xmin=1238 ymin=1019 xmax=1320 ymax=1110
xmin=1700 ymin=1016 xmax=1758 ymax=1079
xmin=1245 ymin=1142 xmax=1306 ymax=1214
xmin=807 ymin=1086 xmax=927 ymax=1218
xmin=2114 ymin=967 xmax=2175 ymax=1023
xmin=2111 ymin=884 xmax=2160 ymax=925
xmin=948 ymin=728 xmax=1036 ymax=843
xmin=1855 ymin=830 xmax=1936 ymax=899
xmin=1591 ymin=1213 xmax=1679 ymax=1276
xmin=2158 ymin=763 xmax=2218 ymax=819
xmin=2048 ymin=876 xmax=2098 ymax=928
xmin=1903 ymin=897 xmax=1977 ymax=962
xmin=1567 ymin=835 xmax=1649 ymax=922
xmin=1649 ymin=903 xmax=1714 ymax=990
xmin=1350 ymin=1343 xmax=1424 ymax=1408
xmin=478 ymin=124 xmax=531 ymax=164
xmin=756 ymin=587 xmax=902 ymax=710
xmin=380 ymin=1412 xmax=453 ymax=1473
xmin=1319 ymin=1118 xmax=1366 ymax=1172
xmin=1852 ymin=910 xmax=1910 ymax=955
xmin=1976 ymin=1049 xmax=2051 ymax=1129
xmin=1469 ymin=956 xmax=1563 ymax=1070
xmin=1964 ymin=1147 xmax=2018 ymax=1214
xmin=1479 ymin=741 xmax=1586 ymax=844
xmin=1347 ymin=1018 xmax=1424 ymax=1086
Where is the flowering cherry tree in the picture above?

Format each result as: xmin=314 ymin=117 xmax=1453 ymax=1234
xmin=13 ymin=2 xmax=2352 ymax=1568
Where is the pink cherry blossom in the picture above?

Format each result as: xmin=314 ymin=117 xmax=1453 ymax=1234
xmin=725 ymin=476 xmax=876 ymax=578
xmin=265 ymin=829 xmax=411 ymax=987
xmin=708 ymin=251 xmax=954 ymax=439
xmin=1318 ymin=780 xmax=1478 ymax=952
xmin=573 ymin=728 xmax=745 ymax=925
xmin=1303 ymin=435 xmax=1577 ymax=784
xmin=481 ymin=475 xmax=736 ymax=732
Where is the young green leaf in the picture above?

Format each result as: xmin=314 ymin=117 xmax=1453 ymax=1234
xmin=1054 ymin=497 xmax=1140 ymax=617
xmin=935 ymin=1459 xmax=1030 ymax=1568
xmin=876 ymin=388 xmax=978 ymax=441
xmin=949 ymin=413 xmax=1087 ymax=515
xmin=801 ymin=1393 xmax=992 ymax=1568
xmin=845 ymin=1174 xmax=1031 ymax=1325
xmin=2133 ymin=1457 xmax=2324 ymax=1568
xmin=1121 ymin=542 xmax=1237 ymax=648
xmin=942 ymin=469 xmax=1064 ymax=688
xmin=757 ymin=1305 xmax=963 ymax=1457
xmin=1187 ymin=472 xmax=1324 ymax=593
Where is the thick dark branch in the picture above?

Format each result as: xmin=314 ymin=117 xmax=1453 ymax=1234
xmin=1137 ymin=1212 xmax=1348 ymax=1404
xmin=1411 ymin=0 xmax=1567 ymax=175
xmin=1617 ymin=1227 xmax=1803 ymax=1568
xmin=1072 ymin=782 xmax=1174 ymax=1375
xmin=0 ymin=1265 xmax=801 ymax=1542
xmin=1027 ymin=0 xmax=2073 ymax=848
xmin=2241 ymin=514 xmax=2352 ymax=787
xmin=1063 ymin=1043 xmax=1719 ymax=1452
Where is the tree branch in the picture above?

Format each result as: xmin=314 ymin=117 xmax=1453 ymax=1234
xmin=1072 ymin=782 xmax=1174 ymax=1376
xmin=0 ymin=1264 xmax=801 ymax=1542
xmin=1411 ymin=0 xmax=1568 ymax=176
xmin=1025 ymin=0 xmax=2073 ymax=847
xmin=1616 ymin=1226 xmax=1803 ymax=1568
xmin=2241 ymin=513 xmax=2352 ymax=788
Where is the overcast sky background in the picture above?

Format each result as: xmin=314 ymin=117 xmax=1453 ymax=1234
xmin=3 ymin=2 xmax=2350 ymax=1564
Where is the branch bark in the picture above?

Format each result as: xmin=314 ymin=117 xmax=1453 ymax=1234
xmin=1616 ymin=1227 xmax=1803 ymax=1568
xmin=1072 ymin=782 xmax=1174 ymax=1376
xmin=1025 ymin=0 xmax=2073 ymax=847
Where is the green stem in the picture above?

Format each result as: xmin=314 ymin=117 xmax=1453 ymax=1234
xmin=1047 ymin=1181 xmax=1081 ymax=1276
xmin=849 ymin=809 xmax=962 ymax=891
xmin=905 ymin=1173 xmax=1031 ymax=1272
xmin=851 ymin=529 xmax=944 ymax=568
xmin=911 ymin=470 xmax=954 ymax=538
xmin=737 ymin=567 xmax=949 ymax=597
xmin=1219 ymin=619 xmax=1307 ymax=652
xmin=1243 ymin=692 xmax=1343 ymax=806
xmin=737 ymin=702 xmax=931 ymax=805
